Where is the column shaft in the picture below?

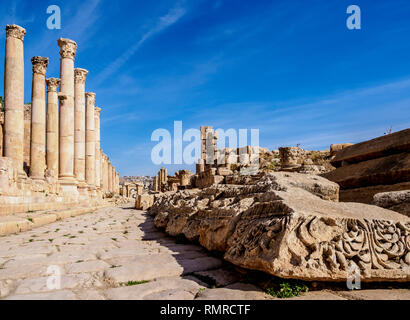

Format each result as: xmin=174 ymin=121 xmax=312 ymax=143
xmin=29 ymin=56 xmax=48 ymax=180
xmin=3 ymin=25 xmax=26 ymax=175
xmin=57 ymin=38 xmax=77 ymax=187
xmin=94 ymin=107 xmax=101 ymax=193
xmin=74 ymin=68 xmax=88 ymax=186
xmin=85 ymin=92 xmax=96 ymax=192
xmin=46 ymin=78 xmax=60 ymax=178
xmin=108 ymin=162 xmax=112 ymax=192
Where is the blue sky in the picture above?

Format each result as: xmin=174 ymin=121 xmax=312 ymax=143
xmin=1 ymin=0 xmax=410 ymax=176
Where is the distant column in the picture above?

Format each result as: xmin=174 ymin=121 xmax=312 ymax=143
xmin=100 ymin=152 xmax=106 ymax=192
xmin=46 ymin=78 xmax=60 ymax=179
xmin=29 ymin=56 xmax=49 ymax=180
xmin=108 ymin=161 xmax=112 ymax=192
xmin=94 ymin=107 xmax=101 ymax=195
xmin=111 ymin=166 xmax=116 ymax=194
xmin=3 ymin=25 xmax=26 ymax=176
xmin=85 ymin=92 xmax=96 ymax=195
xmin=74 ymin=68 xmax=88 ymax=192
xmin=57 ymin=38 xmax=78 ymax=193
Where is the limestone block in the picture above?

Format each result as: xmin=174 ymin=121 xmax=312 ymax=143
xmin=331 ymin=128 xmax=410 ymax=167
xmin=330 ymin=143 xmax=353 ymax=157
xmin=339 ymin=182 xmax=410 ymax=204
xmin=135 ymin=194 xmax=154 ymax=210
xmin=374 ymin=190 xmax=410 ymax=217
xmin=217 ymin=167 xmax=233 ymax=176
xmin=322 ymin=152 xmax=410 ymax=189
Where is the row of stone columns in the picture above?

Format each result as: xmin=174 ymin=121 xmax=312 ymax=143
xmin=2 ymin=25 xmax=120 ymax=197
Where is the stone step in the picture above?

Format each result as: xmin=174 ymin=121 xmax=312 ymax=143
xmin=0 ymin=204 xmax=111 ymax=236
xmin=0 ymin=201 xmax=82 ymax=216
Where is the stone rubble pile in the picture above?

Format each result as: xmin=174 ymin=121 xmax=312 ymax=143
xmin=148 ymin=171 xmax=410 ymax=282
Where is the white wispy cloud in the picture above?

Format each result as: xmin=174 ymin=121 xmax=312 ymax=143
xmin=94 ymin=4 xmax=186 ymax=86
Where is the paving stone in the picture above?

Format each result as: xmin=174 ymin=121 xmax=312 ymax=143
xmin=5 ymin=289 xmax=77 ymax=300
xmin=335 ymin=289 xmax=410 ymax=300
xmin=286 ymin=290 xmax=347 ymax=300
xmin=196 ymin=283 xmax=272 ymax=300
xmin=75 ymin=289 xmax=106 ymax=300
xmin=104 ymin=277 xmax=200 ymax=300
xmin=14 ymin=273 xmax=104 ymax=295
xmin=65 ymin=260 xmax=110 ymax=274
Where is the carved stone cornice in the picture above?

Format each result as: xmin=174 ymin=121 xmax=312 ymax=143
xmin=57 ymin=38 xmax=77 ymax=60
xmin=31 ymin=56 xmax=49 ymax=76
xmin=85 ymin=92 xmax=96 ymax=106
xmin=74 ymin=68 xmax=88 ymax=84
xmin=6 ymin=24 xmax=26 ymax=41
xmin=46 ymin=78 xmax=61 ymax=92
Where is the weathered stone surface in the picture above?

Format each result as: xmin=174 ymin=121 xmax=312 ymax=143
xmin=331 ymin=128 xmax=410 ymax=167
xmin=339 ymin=182 xmax=410 ymax=204
xmin=193 ymin=268 xmax=241 ymax=287
xmin=374 ymin=190 xmax=410 ymax=217
xmin=104 ymin=277 xmax=201 ymax=300
xmin=196 ymin=283 xmax=271 ymax=300
xmin=5 ymin=289 xmax=77 ymax=300
xmin=330 ymin=143 xmax=354 ymax=157
xmin=149 ymin=172 xmax=410 ymax=282
xmin=323 ymin=152 xmax=410 ymax=189
xmin=135 ymin=194 xmax=154 ymax=210
xmin=335 ymin=289 xmax=410 ymax=300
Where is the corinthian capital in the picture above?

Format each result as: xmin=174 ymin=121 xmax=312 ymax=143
xmin=46 ymin=78 xmax=61 ymax=92
xmin=6 ymin=24 xmax=26 ymax=41
xmin=57 ymin=38 xmax=77 ymax=60
xmin=85 ymin=92 xmax=96 ymax=105
xmin=31 ymin=56 xmax=49 ymax=75
xmin=74 ymin=68 xmax=88 ymax=84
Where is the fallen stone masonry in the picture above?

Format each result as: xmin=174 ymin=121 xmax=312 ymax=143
xmin=148 ymin=172 xmax=410 ymax=282
xmin=374 ymin=190 xmax=410 ymax=217
xmin=323 ymin=128 xmax=410 ymax=204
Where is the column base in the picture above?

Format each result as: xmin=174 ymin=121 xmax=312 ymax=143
xmin=77 ymin=181 xmax=90 ymax=201
xmin=95 ymin=187 xmax=102 ymax=199
xmin=88 ymin=185 xmax=97 ymax=197
xmin=59 ymin=176 xmax=79 ymax=200
xmin=30 ymin=175 xmax=45 ymax=181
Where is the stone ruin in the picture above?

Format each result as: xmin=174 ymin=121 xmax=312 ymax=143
xmin=137 ymin=125 xmax=410 ymax=283
xmin=0 ymin=25 xmax=121 ymax=218
xmin=323 ymin=128 xmax=410 ymax=217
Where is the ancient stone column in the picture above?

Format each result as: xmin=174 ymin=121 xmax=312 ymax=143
xmin=94 ymin=107 xmax=101 ymax=195
xmin=111 ymin=166 xmax=116 ymax=194
xmin=3 ymin=25 xmax=26 ymax=176
xmin=152 ymin=176 xmax=158 ymax=192
xmin=29 ymin=56 xmax=49 ymax=180
xmin=74 ymin=68 xmax=88 ymax=194
xmin=57 ymin=38 xmax=78 ymax=194
xmin=116 ymin=172 xmax=120 ymax=194
xmin=108 ymin=161 xmax=112 ymax=192
xmin=85 ymin=92 xmax=96 ymax=195
xmin=46 ymin=78 xmax=60 ymax=179
xmin=100 ymin=151 xmax=106 ymax=192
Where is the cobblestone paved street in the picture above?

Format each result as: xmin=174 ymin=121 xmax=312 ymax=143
xmin=0 ymin=205 xmax=408 ymax=300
